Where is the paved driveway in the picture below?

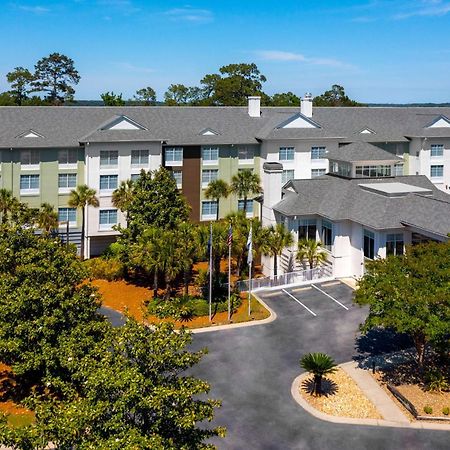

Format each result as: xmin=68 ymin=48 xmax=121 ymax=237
xmin=188 ymin=281 xmax=448 ymax=450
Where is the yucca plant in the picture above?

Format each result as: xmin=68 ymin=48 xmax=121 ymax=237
xmin=300 ymin=352 xmax=337 ymax=396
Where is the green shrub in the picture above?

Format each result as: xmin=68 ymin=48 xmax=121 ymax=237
xmin=423 ymin=405 xmax=433 ymax=415
xmin=147 ymin=294 xmax=242 ymax=320
xmin=84 ymin=257 xmax=124 ymax=281
xmin=442 ymin=407 xmax=449 ymax=416
xmin=425 ymin=369 xmax=449 ymax=393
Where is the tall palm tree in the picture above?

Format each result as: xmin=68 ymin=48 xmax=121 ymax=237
xmin=0 ymin=189 xmax=19 ymax=224
xmin=112 ymin=179 xmax=134 ymax=225
xmin=68 ymin=185 xmax=99 ymax=259
xmin=204 ymin=179 xmax=230 ymax=221
xmin=260 ymin=223 xmax=293 ymax=277
xmin=297 ymin=239 xmax=328 ymax=270
xmin=300 ymin=352 xmax=337 ymax=396
xmin=37 ymin=202 xmax=58 ymax=234
xmin=230 ymin=169 xmax=262 ymax=214
xmin=177 ymin=222 xmax=197 ymax=295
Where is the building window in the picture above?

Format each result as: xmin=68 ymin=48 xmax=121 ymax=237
xmin=58 ymin=173 xmax=77 ymax=189
xmin=58 ymin=207 xmax=77 ymax=225
xmin=311 ymin=146 xmax=327 ymax=159
xmin=311 ymin=168 xmax=326 ymax=178
xmin=430 ymin=165 xmax=444 ymax=178
xmin=282 ymin=170 xmax=295 ymax=184
xmin=131 ymin=149 xmax=149 ymax=167
xmin=130 ymin=173 xmax=140 ymax=182
xmin=202 ymin=169 xmax=218 ymax=185
xmin=238 ymin=199 xmax=253 ymax=213
xmin=386 ymin=233 xmax=404 ymax=256
xmin=322 ymin=220 xmax=333 ymax=250
xmin=238 ymin=146 xmax=254 ymax=160
xmin=279 ymin=147 xmax=295 ymax=161
xmin=20 ymin=149 xmax=40 ymax=166
xmin=58 ymin=149 xmax=78 ymax=165
xmin=165 ymin=147 xmax=183 ymax=164
xmin=355 ymin=165 xmax=391 ymax=177
xmin=20 ymin=174 xmax=39 ymax=192
xmin=298 ymin=219 xmax=316 ymax=241
xmin=331 ymin=160 xmax=351 ymax=177
xmin=100 ymin=150 xmax=118 ymax=167
xmin=202 ymin=147 xmax=219 ymax=163
xmin=201 ymin=200 xmax=217 ymax=219
xmin=99 ymin=174 xmax=118 ymax=191
xmin=363 ymin=229 xmax=375 ymax=259
xmin=393 ymin=164 xmax=403 ymax=176
xmin=430 ymin=144 xmax=444 ymax=157
xmin=172 ymin=170 xmax=182 ymax=186
xmin=99 ymin=209 xmax=118 ymax=228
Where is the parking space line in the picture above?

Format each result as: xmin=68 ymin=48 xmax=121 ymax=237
xmin=291 ymin=286 xmax=312 ymax=293
xmin=311 ymin=284 xmax=349 ymax=310
xmin=281 ymin=289 xmax=317 ymax=317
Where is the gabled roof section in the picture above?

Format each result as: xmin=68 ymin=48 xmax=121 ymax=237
xmin=358 ymin=127 xmax=376 ymax=134
xmin=199 ymin=127 xmax=220 ymax=136
xmin=276 ymin=112 xmax=321 ymax=129
xmin=327 ymin=142 xmax=401 ymax=163
xmin=16 ymin=129 xmax=44 ymax=138
xmin=100 ymin=115 xmax=147 ymax=131
xmin=426 ymin=115 xmax=450 ymax=128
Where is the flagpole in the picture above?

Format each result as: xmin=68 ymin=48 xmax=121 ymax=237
xmin=209 ymin=222 xmax=213 ymax=322
xmin=248 ymin=259 xmax=252 ymax=317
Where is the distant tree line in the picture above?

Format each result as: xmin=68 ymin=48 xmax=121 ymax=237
xmin=1 ymin=53 xmax=364 ymax=107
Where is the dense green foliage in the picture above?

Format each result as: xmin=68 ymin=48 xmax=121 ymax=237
xmin=260 ymin=224 xmax=294 ymax=277
xmin=134 ymin=86 xmax=157 ymax=105
xmin=300 ymin=352 xmax=337 ymax=395
xmin=6 ymin=67 xmax=34 ymax=105
xmin=101 ymin=91 xmax=126 ymax=106
xmin=0 ymin=224 xmax=224 ymax=448
xmin=297 ymin=239 xmax=328 ymax=269
xmin=204 ymin=179 xmax=230 ymax=221
xmin=230 ymin=170 xmax=262 ymax=213
xmin=313 ymin=84 xmax=363 ymax=107
xmin=354 ymin=241 xmax=450 ymax=366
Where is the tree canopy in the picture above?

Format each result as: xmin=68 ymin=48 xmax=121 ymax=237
xmin=6 ymin=67 xmax=34 ymax=105
xmin=354 ymin=241 xmax=450 ymax=366
xmin=134 ymin=86 xmax=157 ymax=105
xmin=313 ymin=84 xmax=363 ymax=107
xmin=32 ymin=53 xmax=80 ymax=104
xmin=101 ymin=91 xmax=126 ymax=106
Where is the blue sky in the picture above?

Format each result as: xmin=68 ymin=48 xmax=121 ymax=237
xmin=1 ymin=0 xmax=450 ymax=102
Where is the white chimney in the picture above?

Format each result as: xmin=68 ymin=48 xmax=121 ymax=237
xmin=301 ymin=92 xmax=313 ymax=118
xmin=248 ymin=96 xmax=261 ymax=117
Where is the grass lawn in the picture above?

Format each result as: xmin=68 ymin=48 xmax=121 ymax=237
xmin=93 ymin=279 xmax=270 ymax=329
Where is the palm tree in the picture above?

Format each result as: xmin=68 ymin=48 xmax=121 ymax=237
xmin=260 ymin=224 xmax=293 ymax=277
xmin=37 ymin=202 xmax=58 ymax=234
xmin=297 ymin=239 xmax=328 ymax=270
xmin=230 ymin=170 xmax=262 ymax=214
xmin=68 ymin=185 xmax=99 ymax=259
xmin=177 ymin=223 xmax=197 ymax=295
xmin=112 ymin=179 xmax=134 ymax=225
xmin=0 ymin=189 xmax=19 ymax=224
xmin=204 ymin=179 xmax=230 ymax=221
xmin=300 ymin=352 xmax=337 ymax=396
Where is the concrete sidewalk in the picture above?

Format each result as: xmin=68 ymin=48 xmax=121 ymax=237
xmin=340 ymin=361 xmax=409 ymax=423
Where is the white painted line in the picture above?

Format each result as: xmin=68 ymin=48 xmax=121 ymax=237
xmin=261 ymin=292 xmax=280 ymax=298
xmin=282 ymin=289 xmax=317 ymax=317
xmin=311 ymin=284 xmax=349 ymax=310
xmin=321 ymin=281 xmax=340 ymax=287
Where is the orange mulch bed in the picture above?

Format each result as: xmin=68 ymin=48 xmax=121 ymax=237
xmin=93 ymin=278 xmax=270 ymax=329
xmin=0 ymin=363 xmax=35 ymax=425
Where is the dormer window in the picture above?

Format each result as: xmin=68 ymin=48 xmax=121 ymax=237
xmin=359 ymin=127 xmax=375 ymax=134
xmin=200 ymin=128 xmax=219 ymax=136
xmin=426 ymin=115 xmax=450 ymax=128
xmin=276 ymin=113 xmax=321 ymax=129
xmin=101 ymin=115 xmax=146 ymax=131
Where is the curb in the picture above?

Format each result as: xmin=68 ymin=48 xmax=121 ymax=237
xmin=190 ymin=293 xmax=277 ymax=334
xmin=291 ymin=370 xmax=450 ymax=431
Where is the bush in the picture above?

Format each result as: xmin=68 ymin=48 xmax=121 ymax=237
xmin=148 ymin=294 xmax=242 ymax=320
xmin=84 ymin=257 xmax=124 ymax=281
xmin=442 ymin=407 xmax=449 ymax=416
xmin=425 ymin=369 xmax=449 ymax=393
xmin=423 ymin=405 xmax=433 ymax=415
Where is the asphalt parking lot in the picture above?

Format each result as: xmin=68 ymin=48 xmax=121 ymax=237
xmin=188 ymin=281 xmax=448 ymax=450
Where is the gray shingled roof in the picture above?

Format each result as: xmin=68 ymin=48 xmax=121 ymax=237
xmin=273 ymin=174 xmax=450 ymax=237
xmin=327 ymin=142 xmax=402 ymax=163
xmin=0 ymin=106 xmax=450 ymax=148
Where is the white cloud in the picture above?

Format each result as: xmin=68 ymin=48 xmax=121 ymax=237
xmin=17 ymin=5 xmax=50 ymax=14
xmin=393 ymin=0 xmax=450 ymax=19
xmin=255 ymin=50 xmax=355 ymax=69
xmin=164 ymin=7 xmax=213 ymax=24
